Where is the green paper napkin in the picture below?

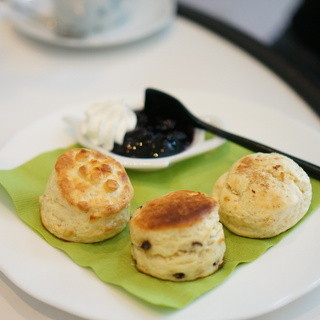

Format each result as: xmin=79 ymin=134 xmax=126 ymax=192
xmin=0 ymin=143 xmax=319 ymax=309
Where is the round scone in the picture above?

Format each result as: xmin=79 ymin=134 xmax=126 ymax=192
xmin=212 ymin=153 xmax=312 ymax=238
xmin=130 ymin=190 xmax=225 ymax=281
xmin=39 ymin=148 xmax=134 ymax=243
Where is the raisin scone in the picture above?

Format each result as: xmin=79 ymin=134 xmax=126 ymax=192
xmin=130 ymin=190 xmax=225 ymax=281
xmin=40 ymin=148 xmax=134 ymax=243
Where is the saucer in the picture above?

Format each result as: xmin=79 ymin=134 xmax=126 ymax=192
xmin=7 ymin=0 xmax=176 ymax=48
xmin=65 ymin=114 xmax=225 ymax=171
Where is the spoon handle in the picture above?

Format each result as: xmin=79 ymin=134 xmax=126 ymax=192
xmin=197 ymin=119 xmax=320 ymax=180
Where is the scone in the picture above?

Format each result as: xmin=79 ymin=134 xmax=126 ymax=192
xmin=39 ymin=148 xmax=134 ymax=243
xmin=212 ymin=152 xmax=312 ymax=238
xmin=130 ymin=190 xmax=225 ymax=281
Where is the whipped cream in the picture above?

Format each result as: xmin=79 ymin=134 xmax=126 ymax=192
xmin=80 ymin=100 xmax=137 ymax=151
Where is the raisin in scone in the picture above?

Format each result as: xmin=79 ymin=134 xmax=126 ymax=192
xmin=40 ymin=148 xmax=134 ymax=243
xmin=212 ymin=153 xmax=312 ymax=238
xmin=130 ymin=190 xmax=225 ymax=281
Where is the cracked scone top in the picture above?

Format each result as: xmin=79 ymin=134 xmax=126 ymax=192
xmin=130 ymin=190 xmax=226 ymax=281
xmin=212 ymin=152 xmax=312 ymax=238
xmin=40 ymin=148 xmax=134 ymax=243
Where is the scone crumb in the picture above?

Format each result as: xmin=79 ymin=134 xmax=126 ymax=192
xmin=78 ymin=165 xmax=88 ymax=177
xmin=63 ymin=230 xmax=74 ymax=237
xmin=78 ymin=201 xmax=89 ymax=211
xmin=89 ymin=214 xmax=101 ymax=221
xmin=89 ymin=168 xmax=104 ymax=184
xmin=104 ymin=179 xmax=119 ymax=192
xmin=75 ymin=149 xmax=90 ymax=161
xmin=89 ymin=159 xmax=99 ymax=165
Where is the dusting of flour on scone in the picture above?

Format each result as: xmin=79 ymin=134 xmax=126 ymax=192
xmin=39 ymin=148 xmax=134 ymax=243
xmin=212 ymin=152 xmax=312 ymax=238
xmin=130 ymin=190 xmax=225 ymax=281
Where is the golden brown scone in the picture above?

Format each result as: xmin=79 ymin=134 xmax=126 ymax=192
xmin=130 ymin=190 xmax=226 ymax=281
xmin=212 ymin=153 xmax=312 ymax=238
xmin=39 ymin=148 xmax=134 ymax=243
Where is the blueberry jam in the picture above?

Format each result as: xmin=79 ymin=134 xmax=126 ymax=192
xmin=111 ymin=110 xmax=194 ymax=158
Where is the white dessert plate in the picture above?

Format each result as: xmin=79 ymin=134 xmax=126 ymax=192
xmin=6 ymin=0 xmax=176 ymax=48
xmin=0 ymin=91 xmax=320 ymax=320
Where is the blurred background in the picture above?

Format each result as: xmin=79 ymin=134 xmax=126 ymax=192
xmin=180 ymin=0 xmax=320 ymax=102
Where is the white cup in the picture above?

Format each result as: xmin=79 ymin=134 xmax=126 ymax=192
xmin=53 ymin=0 xmax=126 ymax=38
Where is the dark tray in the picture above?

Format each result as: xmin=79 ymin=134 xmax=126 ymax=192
xmin=178 ymin=4 xmax=320 ymax=118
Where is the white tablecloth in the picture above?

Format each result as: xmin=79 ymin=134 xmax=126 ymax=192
xmin=1 ymin=3 xmax=320 ymax=319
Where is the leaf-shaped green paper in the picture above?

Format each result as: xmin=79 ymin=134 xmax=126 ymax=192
xmin=0 ymin=142 xmax=319 ymax=308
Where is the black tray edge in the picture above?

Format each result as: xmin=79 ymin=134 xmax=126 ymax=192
xmin=178 ymin=4 xmax=320 ymax=117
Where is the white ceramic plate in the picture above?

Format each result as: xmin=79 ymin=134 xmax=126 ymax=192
xmin=7 ymin=0 xmax=176 ymax=48
xmin=0 ymin=92 xmax=320 ymax=320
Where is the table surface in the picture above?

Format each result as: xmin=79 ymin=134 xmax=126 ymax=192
xmin=1 ymin=3 xmax=320 ymax=320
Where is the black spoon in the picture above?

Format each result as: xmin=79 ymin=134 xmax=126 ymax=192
xmin=144 ymin=88 xmax=320 ymax=180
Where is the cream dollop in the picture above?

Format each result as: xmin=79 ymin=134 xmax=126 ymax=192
xmin=80 ymin=100 xmax=137 ymax=151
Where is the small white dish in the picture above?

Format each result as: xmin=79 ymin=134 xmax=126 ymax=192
xmin=65 ymin=113 xmax=226 ymax=170
xmin=7 ymin=0 xmax=176 ymax=48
